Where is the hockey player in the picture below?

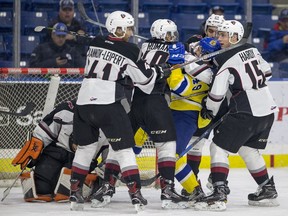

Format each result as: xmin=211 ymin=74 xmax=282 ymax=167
xmin=128 ymin=19 xmax=189 ymax=209
xmin=167 ymin=37 xmax=221 ymax=202
xmin=195 ymin=20 xmax=279 ymax=211
xmin=70 ymin=11 xmax=165 ymax=211
xmin=12 ymin=100 xmax=108 ymax=202
xmin=202 ymin=14 xmax=225 ymax=38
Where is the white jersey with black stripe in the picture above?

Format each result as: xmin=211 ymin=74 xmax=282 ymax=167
xmin=77 ymin=35 xmax=158 ymax=105
xmin=207 ymin=43 xmax=278 ymax=117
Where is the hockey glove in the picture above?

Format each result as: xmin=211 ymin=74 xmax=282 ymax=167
xmin=168 ymin=42 xmax=185 ymax=65
xmin=155 ymin=63 xmax=172 ymax=80
xmin=200 ymin=96 xmax=215 ymax=120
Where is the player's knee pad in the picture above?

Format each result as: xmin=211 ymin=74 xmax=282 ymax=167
xmin=20 ymin=171 xmax=52 ymax=202
xmin=175 ymin=156 xmax=199 ymax=193
xmin=155 ymin=141 xmax=176 ymax=160
xmin=108 ymin=146 xmax=137 ymax=168
xmin=188 ymin=136 xmax=206 ymax=154
xmin=73 ymin=142 xmax=98 ymax=168
xmin=210 ymin=142 xmax=229 ymax=165
xmin=53 ymin=167 xmax=98 ymax=202
xmin=238 ymin=146 xmax=265 ymax=170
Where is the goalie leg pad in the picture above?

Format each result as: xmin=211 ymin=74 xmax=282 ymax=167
xmin=20 ymin=171 xmax=52 ymax=202
xmin=12 ymin=137 xmax=44 ymax=169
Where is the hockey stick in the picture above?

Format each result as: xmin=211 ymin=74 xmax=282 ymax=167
xmin=171 ymin=91 xmax=208 ymax=102
xmin=34 ymin=26 xmax=94 ymax=39
xmin=77 ymin=1 xmax=148 ymax=40
xmin=140 ymin=111 xmax=230 ymax=186
xmin=168 ymin=22 xmax=253 ymax=71
xmin=1 ymin=160 xmax=31 ymax=201
xmin=0 ymin=102 xmax=36 ymax=116
xmin=90 ymin=0 xmax=103 ymax=36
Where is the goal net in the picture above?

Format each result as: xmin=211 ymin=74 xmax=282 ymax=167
xmin=0 ymin=68 xmax=157 ymax=187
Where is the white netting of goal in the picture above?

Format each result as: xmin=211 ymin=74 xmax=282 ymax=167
xmin=0 ymin=68 xmax=157 ymax=186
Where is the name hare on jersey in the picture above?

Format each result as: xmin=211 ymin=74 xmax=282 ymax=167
xmin=239 ymin=49 xmax=255 ymax=62
xmin=146 ymin=42 xmax=168 ymax=52
xmin=87 ymin=47 xmax=126 ymax=66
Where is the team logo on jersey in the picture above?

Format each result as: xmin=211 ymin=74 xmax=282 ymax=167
xmin=210 ymin=40 xmax=217 ymax=46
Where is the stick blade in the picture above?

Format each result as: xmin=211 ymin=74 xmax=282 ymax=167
xmin=34 ymin=26 xmax=46 ymax=32
xmin=1 ymin=187 xmax=11 ymax=202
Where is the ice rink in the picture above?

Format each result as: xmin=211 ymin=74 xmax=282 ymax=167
xmin=1 ymin=168 xmax=287 ymax=216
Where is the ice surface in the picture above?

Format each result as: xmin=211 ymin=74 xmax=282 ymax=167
xmin=1 ymin=168 xmax=288 ymax=216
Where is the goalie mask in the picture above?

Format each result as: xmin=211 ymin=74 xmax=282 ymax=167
xmin=105 ymin=11 xmax=134 ymax=38
xmin=150 ymin=19 xmax=179 ymax=42
xmin=218 ymin=20 xmax=244 ymax=44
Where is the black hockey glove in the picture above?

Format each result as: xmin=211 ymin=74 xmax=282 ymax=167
xmin=155 ymin=63 xmax=172 ymax=80
xmin=200 ymin=96 xmax=215 ymax=120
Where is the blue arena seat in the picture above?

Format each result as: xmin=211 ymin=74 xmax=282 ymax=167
xmin=0 ymin=11 xmax=13 ymax=33
xmin=252 ymin=37 xmax=265 ymax=53
xmin=21 ymin=11 xmax=48 ymax=35
xmin=97 ymin=0 xmax=130 ymax=12
xmin=171 ymin=13 xmax=206 ymax=41
xmin=203 ymin=0 xmax=241 ymax=14
xmin=252 ymin=14 xmax=278 ymax=38
xmin=27 ymin=0 xmax=59 ymax=12
xmin=173 ymin=0 xmax=208 ymax=14
xmin=0 ymin=60 xmax=13 ymax=67
xmin=141 ymin=0 xmax=173 ymax=23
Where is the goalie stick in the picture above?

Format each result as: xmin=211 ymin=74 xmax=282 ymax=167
xmin=77 ymin=1 xmax=148 ymax=40
xmin=0 ymin=102 xmax=36 ymax=116
xmin=140 ymin=112 xmax=230 ymax=186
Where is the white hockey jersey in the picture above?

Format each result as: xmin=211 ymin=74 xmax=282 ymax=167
xmin=206 ymin=43 xmax=278 ymax=117
xmin=77 ymin=35 xmax=158 ymax=105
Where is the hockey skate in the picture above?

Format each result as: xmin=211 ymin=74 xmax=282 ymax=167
xmin=90 ymin=179 xmax=116 ymax=208
xmin=70 ymin=179 xmax=85 ymax=211
xmin=160 ymin=177 xmax=189 ymax=209
xmin=127 ymin=181 xmax=148 ymax=212
xmin=248 ymin=176 xmax=279 ymax=207
xmin=194 ymin=183 xmax=228 ymax=211
xmin=206 ymin=174 xmax=230 ymax=195
xmin=181 ymin=180 xmax=205 ymax=206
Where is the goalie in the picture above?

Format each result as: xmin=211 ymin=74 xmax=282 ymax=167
xmin=12 ymin=100 xmax=109 ymax=202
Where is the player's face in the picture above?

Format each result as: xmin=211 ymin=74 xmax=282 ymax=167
xmin=280 ymin=18 xmax=288 ymax=30
xmin=123 ymin=27 xmax=134 ymax=42
xmin=217 ymin=31 xmax=230 ymax=48
xmin=206 ymin=26 xmax=218 ymax=38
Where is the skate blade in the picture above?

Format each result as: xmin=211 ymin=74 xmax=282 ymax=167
xmin=91 ymin=196 xmax=111 ymax=208
xmin=161 ymin=200 xmax=189 ymax=209
xmin=194 ymin=201 xmax=226 ymax=211
xmin=248 ymin=198 xmax=280 ymax=207
xmin=134 ymin=203 xmax=146 ymax=212
xmin=70 ymin=202 xmax=84 ymax=211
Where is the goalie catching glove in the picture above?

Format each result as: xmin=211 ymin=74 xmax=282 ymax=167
xmin=12 ymin=137 xmax=44 ymax=169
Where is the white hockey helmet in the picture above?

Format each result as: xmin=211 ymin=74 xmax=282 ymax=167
xmin=105 ymin=11 xmax=134 ymax=38
xmin=218 ymin=20 xmax=244 ymax=44
xmin=204 ymin=14 xmax=225 ymax=32
xmin=150 ymin=19 xmax=178 ymax=42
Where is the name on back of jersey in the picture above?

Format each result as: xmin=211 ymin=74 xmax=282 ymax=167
xmin=87 ymin=47 xmax=126 ymax=66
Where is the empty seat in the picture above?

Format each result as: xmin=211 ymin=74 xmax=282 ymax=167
xmin=0 ymin=11 xmax=13 ymax=33
xmin=21 ymin=11 xmax=48 ymax=35
xmin=252 ymin=37 xmax=264 ymax=53
xmin=97 ymin=0 xmax=130 ymax=12
xmin=141 ymin=0 xmax=173 ymax=22
xmin=173 ymin=0 xmax=208 ymax=14
xmin=252 ymin=14 xmax=278 ymax=38
xmin=0 ymin=60 xmax=13 ymax=67
xmin=27 ymin=0 xmax=59 ymax=12
xmin=203 ymin=0 xmax=241 ymax=14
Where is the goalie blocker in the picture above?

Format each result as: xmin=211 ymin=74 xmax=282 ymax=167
xmin=20 ymin=168 xmax=100 ymax=202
